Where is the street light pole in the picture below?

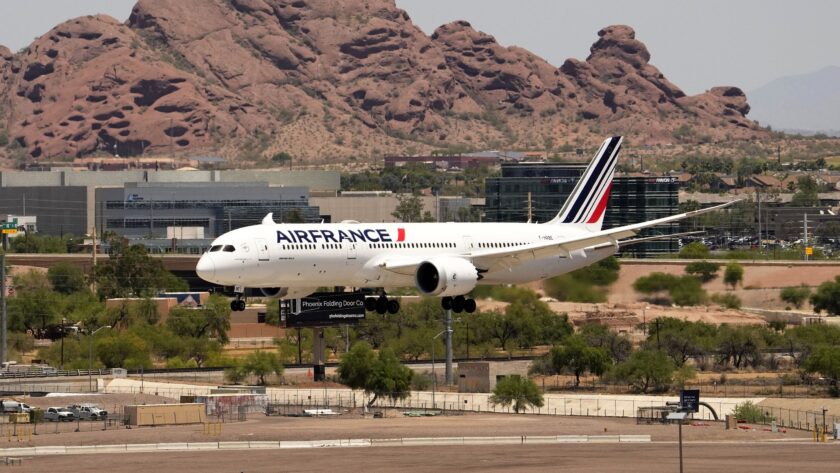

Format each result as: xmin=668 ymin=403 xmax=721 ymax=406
xmin=431 ymin=329 xmax=449 ymax=410
xmin=88 ymin=326 xmax=111 ymax=392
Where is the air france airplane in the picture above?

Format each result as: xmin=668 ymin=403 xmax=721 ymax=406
xmin=196 ymin=136 xmax=734 ymax=314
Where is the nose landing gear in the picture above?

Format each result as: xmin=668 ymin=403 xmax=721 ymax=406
xmin=441 ymin=295 xmax=476 ymax=314
xmin=230 ymin=291 xmax=246 ymax=312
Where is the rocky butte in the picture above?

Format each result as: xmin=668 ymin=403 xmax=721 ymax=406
xmin=0 ymin=0 xmax=764 ymax=164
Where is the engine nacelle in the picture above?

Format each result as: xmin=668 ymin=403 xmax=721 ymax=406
xmin=258 ymin=287 xmax=316 ymax=300
xmin=259 ymin=287 xmax=289 ymax=299
xmin=415 ymin=257 xmax=479 ymax=297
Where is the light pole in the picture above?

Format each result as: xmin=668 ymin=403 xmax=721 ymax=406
xmin=431 ymin=329 xmax=450 ymax=410
xmin=88 ymin=326 xmax=111 ymax=392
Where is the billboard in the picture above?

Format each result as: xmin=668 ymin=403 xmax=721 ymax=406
xmin=283 ymin=292 xmax=366 ymax=327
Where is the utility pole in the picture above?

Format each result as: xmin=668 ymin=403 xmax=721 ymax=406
xmin=756 ymin=189 xmax=762 ymax=252
xmin=0 ymin=250 xmax=5 ymax=365
xmin=804 ymin=213 xmax=809 ymax=261
xmin=445 ymin=308 xmax=453 ymax=385
xmin=527 ymin=192 xmax=533 ymax=223
xmin=91 ymin=225 xmax=97 ymax=294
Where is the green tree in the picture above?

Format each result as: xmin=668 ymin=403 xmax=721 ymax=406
xmin=684 ymin=261 xmax=721 ymax=282
xmin=550 ymin=335 xmax=610 ymax=387
xmin=723 ymin=262 xmax=744 ymax=289
xmin=166 ymin=294 xmax=232 ymax=344
xmin=95 ymin=331 xmax=152 ymax=369
xmin=9 ymin=234 xmax=68 ymax=253
xmin=579 ymin=323 xmax=632 ymax=363
xmin=803 ymin=345 xmax=840 ymax=395
xmin=489 ymin=375 xmax=544 ymax=413
xmin=679 ymin=242 xmax=710 ymax=259
xmin=95 ymin=242 xmax=187 ymax=299
xmin=243 ymin=351 xmax=284 ymax=385
xmin=337 ymin=342 xmax=413 ymax=406
xmin=645 ymin=318 xmax=716 ymax=366
xmin=611 ymin=349 xmax=675 ymax=393
xmin=791 ymin=176 xmax=820 ymax=207
xmin=810 ymin=276 xmax=840 ymax=315
xmin=47 ymin=262 xmax=88 ymax=294
xmin=391 ymin=194 xmax=434 ymax=222
xmin=780 ymin=286 xmax=811 ymax=309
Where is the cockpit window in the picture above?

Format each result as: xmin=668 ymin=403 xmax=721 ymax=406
xmin=223 ymin=245 xmax=236 ymax=252
xmin=209 ymin=245 xmax=222 ymax=252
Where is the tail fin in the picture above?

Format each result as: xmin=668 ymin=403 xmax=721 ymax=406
xmin=547 ymin=136 xmax=623 ymax=230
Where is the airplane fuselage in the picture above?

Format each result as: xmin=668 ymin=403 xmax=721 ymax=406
xmin=196 ymin=221 xmax=616 ymax=292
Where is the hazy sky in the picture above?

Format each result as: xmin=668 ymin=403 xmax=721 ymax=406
xmin=1 ymin=0 xmax=838 ymax=95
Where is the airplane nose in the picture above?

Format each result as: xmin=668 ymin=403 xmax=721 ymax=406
xmin=196 ymin=254 xmax=215 ymax=281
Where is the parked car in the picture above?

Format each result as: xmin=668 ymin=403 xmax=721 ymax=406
xmin=67 ymin=404 xmax=108 ymax=420
xmin=44 ymin=407 xmax=74 ymax=422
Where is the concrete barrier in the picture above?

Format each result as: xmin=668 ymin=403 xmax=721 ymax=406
xmin=34 ymin=446 xmax=67 ymax=455
xmin=370 ymin=438 xmax=403 ymax=446
xmin=186 ymin=442 xmax=219 ymax=450
xmin=156 ymin=442 xmax=189 ymax=451
xmin=125 ymin=444 xmax=154 ymax=452
xmin=94 ymin=445 xmax=128 ymax=454
xmin=247 ymin=441 xmax=280 ymax=449
xmin=586 ymin=435 xmax=621 ymax=443
xmin=522 ymin=436 xmax=557 ymax=445
xmin=556 ymin=435 xmax=589 ymax=443
xmin=218 ymin=441 xmax=250 ymax=450
xmin=619 ymin=435 xmax=651 ymax=443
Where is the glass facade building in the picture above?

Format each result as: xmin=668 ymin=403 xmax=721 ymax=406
xmin=96 ymin=183 xmax=321 ymax=253
xmin=485 ymin=163 xmax=679 ymax=257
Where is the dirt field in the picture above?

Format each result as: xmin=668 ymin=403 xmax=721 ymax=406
xmin=0 ymin=406 xmax=809 ymax=447
xmin=9 ymin=441 xmax=837 ymax=472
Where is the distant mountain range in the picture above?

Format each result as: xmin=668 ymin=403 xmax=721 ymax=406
xmin=748 ymin=65 xmax=840 ymax=135
xmin=0 ymin=0 xmax=766 ymax=164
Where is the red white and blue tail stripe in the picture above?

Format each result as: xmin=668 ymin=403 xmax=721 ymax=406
xmin=547 ymin=136 xmax=622 ymax=230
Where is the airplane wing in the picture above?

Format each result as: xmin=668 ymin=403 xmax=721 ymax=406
xmin=378 ymin=200 xmax=740 ymax=276
xmin=468 ymin=200 xmax=741 ymax=272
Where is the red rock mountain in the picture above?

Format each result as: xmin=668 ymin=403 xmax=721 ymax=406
xmin=0 ymin=0 xmax=764 ymax=164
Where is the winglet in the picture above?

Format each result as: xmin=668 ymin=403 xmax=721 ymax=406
xmin=262 ymin=213 xmax=275 ymax=225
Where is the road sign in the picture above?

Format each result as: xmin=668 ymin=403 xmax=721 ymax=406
xmin=805 ymin=247 xmax=814 ymax=256
xmin=283 ymin=292 xmax=366 ymax=328
xmin=680 ymin=389 xmax=700 ymax=413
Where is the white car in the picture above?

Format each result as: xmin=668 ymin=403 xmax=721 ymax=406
xmin=67 ymin=404 xmax=108 ymax=420
xmin=44 ymin=407 xmax=74 ymax=422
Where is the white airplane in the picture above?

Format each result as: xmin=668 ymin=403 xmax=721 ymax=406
xmin=196 ymin=136 xmax=734 ymax=314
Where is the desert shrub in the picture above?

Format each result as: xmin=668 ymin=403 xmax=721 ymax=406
xmin=711 ymin=293 xmax=741 ymax=309
xmin=684 ymin=261 xmax=721 ymax=282
xmin=780 ymin=286 xmax=811 ymax=309
xmin=733 ymin=401 xmax=775 ymax=423
xmin=679 ymin=242 xmax=710 ymax=259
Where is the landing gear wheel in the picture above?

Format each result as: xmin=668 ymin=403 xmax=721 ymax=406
xmin=365 ymin=297 xmax=377 ymax=312
xmin=230 ymin=300 xmax=238 ymax=311
xmin=387 ymin=299 xmax=400 ymax=314
xmin=441 ymin=297 xmax=452 ymax=311
xmin=375 ymin=297 xmax=388 ymax=314
xmin=452 ymin=295 xmax=465 ymax=313
xmin=237 ymin=300 xmax=246 ymax=311
xmin=464 ymin=298 xmax=477 ymax=314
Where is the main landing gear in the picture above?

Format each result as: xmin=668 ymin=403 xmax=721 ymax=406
xmin=442 ymin=295 xmax=476 ymax=314
xmin=230 ymin=288 xmax=246 ymax=312
xmin=365 ymin=295 xmax=400 ymax=315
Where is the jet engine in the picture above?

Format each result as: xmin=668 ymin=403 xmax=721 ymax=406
xmin=258 ymin=287 xmax=316 ymax=299
xmin=415 ymin=257 xmax=479 ymax=297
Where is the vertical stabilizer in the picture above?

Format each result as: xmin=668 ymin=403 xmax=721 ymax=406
xmin=547 ymin=136 xmax=623 ymax=231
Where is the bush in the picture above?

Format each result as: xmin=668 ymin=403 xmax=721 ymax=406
xmin=780 ymin=286 xmax=811 ymax=309
xmin=679 ymin=242 xmax=710 ymax=259
xmin=809 ymin=276 xmax=840 ymax=315
xmin=724 ymin=262 xmax=744 ymax=289
xmin=733 ymin=401 xmax=775 ymax=424
xmin=670 ymin=276 xmax=707 ymax=306
xmin=489 ymin=375 xmax=544 ymax=413
xmin=684 ymin=261 xmax=721 ymax=282
xmin=711 ymin=293 xmax=741 ymax=309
